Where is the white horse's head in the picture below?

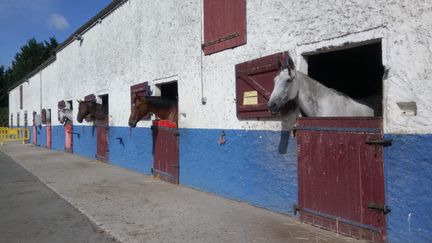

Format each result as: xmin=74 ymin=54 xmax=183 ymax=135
xmin=268 ymin=55 xmax=298 ymax=115
xmin=58 ymin=109 xmax=73 ymax=124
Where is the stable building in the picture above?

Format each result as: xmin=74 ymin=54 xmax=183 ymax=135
xmin=8 ymin=1 xmax=432 ymax=242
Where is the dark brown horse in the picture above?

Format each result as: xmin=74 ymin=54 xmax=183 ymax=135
xmin=76 ymin=100 xmax=108 ymax=123
xmin=128 ymin=96 xmax=178 ymax=127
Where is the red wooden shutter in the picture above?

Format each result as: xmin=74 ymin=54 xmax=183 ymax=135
xmin=203 ymin=0 xmax=246 ymax=55
xmin=58 ymin=100 xmax=66 ymax=109
xmin=236 ymin=51 xmax=290 ymax=118
xmin=131 ymin=82 xmax=150 ymax=120
xmin=19 ymin=85 xmax=23 ymax=109
xmin=41 ymin=109 xmax=47 ymax=124
xmin=84 ymin=94 xmax=96 ymax=102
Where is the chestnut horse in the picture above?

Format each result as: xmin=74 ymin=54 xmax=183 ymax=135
xmin=76 ymin=100 xmax=108 ymax=123
xmin=128 ymin=96 xmax=178 ymax=127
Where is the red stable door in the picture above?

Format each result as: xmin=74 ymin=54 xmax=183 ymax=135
xmin=95 ymin=119 xmax=109 ymax=161
xmin=46 ymin=126 xmax=52 ymax=149
xmin=65 ymin=123 xmax=73 ymax=153
xmin=152 ymin=120 xmax=179 ymax=184
xmin=296 ymin=117 xmax=389 ymax=242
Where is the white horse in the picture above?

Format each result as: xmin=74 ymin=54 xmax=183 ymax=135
xmin=58 ymin=109 xmax=73 ymax=124
xmin=268 ymin=56 xmax=380 ymax=117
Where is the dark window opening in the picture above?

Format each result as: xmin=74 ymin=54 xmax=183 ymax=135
xmin=67 ymin=100 xmax=73 ymax=110
xmin=305 ymin=42 xmax=384 ymax=116
xmin=159 ymin=82 xmax=178 ymax=101
xmin=47 ymin=109 xmax=51 ymax=124
xmin=99 ymin=94 xmax=109 ymax=107
xmin=41 ymin=109 xmax=47 ymax=124
xmin=24 ymin=111 xmax=28 ymax=127
xmin=99 ymin=94 xmax=109 ymax=115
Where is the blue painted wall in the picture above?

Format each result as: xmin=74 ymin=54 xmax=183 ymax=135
xmin=179 ymin=128 xmax=298 ymax=214
xmin=72 ymin=125 xmax=96 ymax=159
xmin=36 ymin=126 xmax=46 ymax=147
xmin=109 ymin=127 xmax=153 ymax=175
xmin=385 ymin=134 xmax=432 ymax=243
xmin=51 ymin=125 xmax=65 ymax=151
xmin=29 ymin=126 xmax=33 ymax=144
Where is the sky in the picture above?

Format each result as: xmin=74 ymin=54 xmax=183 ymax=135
xmin=0 ymin=0 xmax=111 ymax=68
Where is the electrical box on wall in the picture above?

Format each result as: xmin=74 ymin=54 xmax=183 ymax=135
xmin=235 ymin=51 xmax=290 ymax=118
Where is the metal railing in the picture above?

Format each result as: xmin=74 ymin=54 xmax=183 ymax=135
xmin=0 ymin=127 xmax=29 ymax=145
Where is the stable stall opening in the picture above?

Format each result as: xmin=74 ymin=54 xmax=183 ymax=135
xmin=305 ymin=42 xmax=384 ymax=116
xmin=96 ymin=94 xmax=109 ymax=161
xmin=152 ymin=81 xmax=179 ymax=184
xmin=158 ymin=82 xmax=178 ymax=101
xmin=99 ymin=94 xmax=109 ymax=109
xmin=67 ymin=100 xmax=73 ymax=110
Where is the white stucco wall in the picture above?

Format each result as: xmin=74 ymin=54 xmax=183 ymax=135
xmin=8 ymin=0 xmax=432 ymax=134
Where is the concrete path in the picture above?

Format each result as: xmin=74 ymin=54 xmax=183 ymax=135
xmin=0 ymin=148 xmax=118 ymax=243
xmin=0 ymin=143 xmax=362 ymax=243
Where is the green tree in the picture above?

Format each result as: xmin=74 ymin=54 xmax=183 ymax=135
xmin=8 ymin=37 xmax=58 ymax=84
xmin=0 ymin=37 xmax=58 ymax=126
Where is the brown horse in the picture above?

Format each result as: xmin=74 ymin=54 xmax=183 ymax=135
xmin=76 ymin=100 xmax=108 ymax=123
xmin=128 ymin=96 xmax=178 ymax=127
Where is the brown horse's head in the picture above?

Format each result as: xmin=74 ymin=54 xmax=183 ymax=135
xmin=128 ymin=96 xmax=149 ymax=127
xmin=76 ymin=100 xmax=92 ymax=123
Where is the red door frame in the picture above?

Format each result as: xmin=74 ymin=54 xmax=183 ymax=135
xmin=296 ymin=117 xmax=387 ymax=242
xmin=46 ymin=109 xmax=52 ymax=149
xmin=95 ymin=119 xmax=109 ymax=161
xmin=65 ymin=123 xmax=73 ymax=153
xmin=32 ymin=112 xmax=37 ymax=145
xmin=151 ymin=120 xmax=179 ymax=184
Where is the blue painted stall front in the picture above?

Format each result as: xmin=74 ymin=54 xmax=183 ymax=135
xmin=179 ymin=128 xmax=298 ymax=215
xmin=385 ymin=134 xmax=432 ymax=243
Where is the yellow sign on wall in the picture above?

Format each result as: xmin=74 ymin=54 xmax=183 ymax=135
xmin=243 ymin=91 xmax=258 ymax=105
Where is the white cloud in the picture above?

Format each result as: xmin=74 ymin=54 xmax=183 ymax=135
xmin=47 ymin=13 xmax=70 ymax=31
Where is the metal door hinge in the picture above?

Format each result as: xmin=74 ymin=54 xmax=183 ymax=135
xmin=365 ymin=139 xmax=393 ymax=147
xmin=368 ymin=202 xmax=391 ymax=215
xmin=202 ymin=33 xmax=239 ymax=49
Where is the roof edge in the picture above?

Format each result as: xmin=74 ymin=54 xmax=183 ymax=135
xmin=8 ymin=0 xmax=129 ymax=92
xmin=8 ymin=55 xmax=56 ymax=92
xmin=56 ymin=0 xmax=129 ymax=53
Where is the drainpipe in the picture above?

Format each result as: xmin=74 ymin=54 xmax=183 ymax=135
xmin=200 ymin=0 xmax=206 ymax=105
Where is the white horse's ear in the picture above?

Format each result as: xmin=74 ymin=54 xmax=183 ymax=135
xmin=286 ymin=56 xmax=296 ymax=79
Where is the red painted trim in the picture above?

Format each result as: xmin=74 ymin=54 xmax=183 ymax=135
xmin=152 ymin=120 xmax=177 ymax=128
